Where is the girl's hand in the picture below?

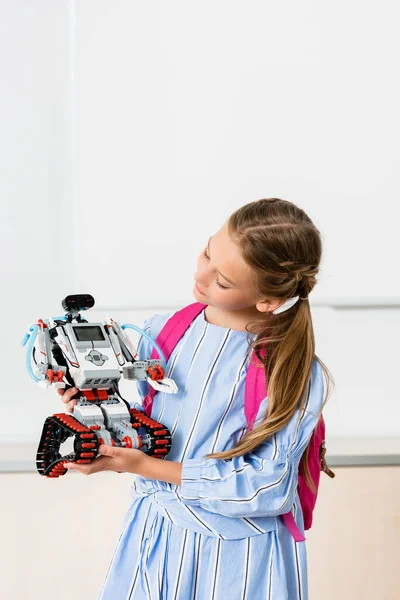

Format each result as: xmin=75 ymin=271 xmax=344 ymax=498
xmin=57 ymin=386 xmax=80 ymax=414
xmin=63 ymin=444 xmax=147 ymax=475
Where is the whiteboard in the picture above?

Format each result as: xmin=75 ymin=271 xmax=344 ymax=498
xmin=73 ymin=0 xmax=400 ymax=306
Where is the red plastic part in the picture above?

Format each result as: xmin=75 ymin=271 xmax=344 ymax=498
xmin=123 ymin=436 xmax=132 ymax=448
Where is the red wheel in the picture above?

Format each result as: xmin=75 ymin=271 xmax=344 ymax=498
xmin=123 ymin=436 xmax=132 ymax=448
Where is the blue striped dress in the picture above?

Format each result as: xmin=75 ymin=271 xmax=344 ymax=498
xmin=97 ymin=308 xmax=325 ymax=600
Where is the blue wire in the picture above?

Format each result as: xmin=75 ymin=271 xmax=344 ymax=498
xmin=21 ymin=333 xmax=30 ymax=346
xmin=121 ymin=324 xmax=166 ymax=370
xmin=22 ymin=325 xmax=40 ymax=383
xmin=21 ymin=317 xmax=66 ymax=384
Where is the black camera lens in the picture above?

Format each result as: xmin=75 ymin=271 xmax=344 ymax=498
xmin=61 ymin=294 xmax=95 ymax=312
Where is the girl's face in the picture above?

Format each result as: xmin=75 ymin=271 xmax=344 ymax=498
xmin=193 ymin=222 xmax=264 ymax=312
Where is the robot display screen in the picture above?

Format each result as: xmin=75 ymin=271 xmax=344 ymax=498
xmin=73 ymin=326 xmax=105 ymax=342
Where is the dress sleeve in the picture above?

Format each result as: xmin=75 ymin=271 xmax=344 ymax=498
xmin=179 ymin=358 xmax=325 ymax=518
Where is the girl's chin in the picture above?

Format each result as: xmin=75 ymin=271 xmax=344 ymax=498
xmin=194 ymin=290 xmax=211 ymax=307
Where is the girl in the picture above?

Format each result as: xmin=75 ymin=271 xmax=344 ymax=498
xmin=60 ymin=198 xmax=333 ymax=600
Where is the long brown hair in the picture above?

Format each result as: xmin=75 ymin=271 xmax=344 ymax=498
xmin=205 ymin=198 xmax=335 ymax=492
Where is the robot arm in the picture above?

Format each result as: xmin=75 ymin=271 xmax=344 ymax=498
xmin=106 ymin=317 xmax=177 ymax=394
xmin=22 ymin=319 xmax=67 ymax=388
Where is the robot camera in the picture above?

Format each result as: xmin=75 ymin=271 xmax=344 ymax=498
xmin=61 ymin=294 xmax=95 ymax=312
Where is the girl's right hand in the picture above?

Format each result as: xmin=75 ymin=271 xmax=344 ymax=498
xmin=57 ymin=386 xmax=80 ymax=414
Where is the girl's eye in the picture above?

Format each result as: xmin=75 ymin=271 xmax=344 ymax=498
xmin=203 ymin=248 xmax=229 ymax=290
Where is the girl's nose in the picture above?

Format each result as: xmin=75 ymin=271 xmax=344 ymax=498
xmin=195 ymin=261 xmax=211 ymax=287
xmin=194 ymin=273 xmax=208 ymax=290
xmin=195 ymin=281 xmax=207 ymax=295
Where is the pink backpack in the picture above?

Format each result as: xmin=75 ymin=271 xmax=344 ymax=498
xmin=142 ymin=302 xmax=334 ymax=542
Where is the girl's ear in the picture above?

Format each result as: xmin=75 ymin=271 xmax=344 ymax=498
xmin=255 ymin=298 xmax=284 ymax=314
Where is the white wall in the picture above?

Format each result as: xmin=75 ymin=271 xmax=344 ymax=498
xmin=2 ymin=0 xmax=400 ymax=446
xmin=74 ymin=0 xmax=400 ymax=304
xmin=0 ymin=0 xmax=73 ymax=441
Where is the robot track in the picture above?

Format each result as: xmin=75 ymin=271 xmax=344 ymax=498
xmin=36 ymin=413 xmax=100 ymax=478
xmin=129 ymin=408 xmax=172 ymax=458
xmin=37 ymin=409 xmax=172 ymax=477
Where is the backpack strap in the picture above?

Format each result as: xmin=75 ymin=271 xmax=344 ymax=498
xmin=281 ymin=512 xmax=306 ymax=542
xmin=246 ymin=347 xmax=306 ymax=542
xmin=244 ymin=347 xmax=267 ymax=430
xmin=142 ymin=302 xmax=207 ymax=416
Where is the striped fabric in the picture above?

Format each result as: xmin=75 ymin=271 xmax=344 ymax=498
xmin=97 ymin=309 xmax=325 ymax=599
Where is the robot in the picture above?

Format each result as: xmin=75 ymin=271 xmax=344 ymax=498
xmin=21 ymin=294 xmax=177 ymax=478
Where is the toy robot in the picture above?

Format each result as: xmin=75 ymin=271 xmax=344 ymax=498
xmin=21 ymin=294 xmax=176 ymax=478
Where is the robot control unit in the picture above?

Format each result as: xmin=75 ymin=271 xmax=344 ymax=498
xmin=21 ymin=294 xmax=177 ymax=478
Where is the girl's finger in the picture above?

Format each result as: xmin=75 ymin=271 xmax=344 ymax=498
xmin=66 ymin=401 xmax=76 ymax=414
xmin=61 ymin=387 xmax=79 ymax=404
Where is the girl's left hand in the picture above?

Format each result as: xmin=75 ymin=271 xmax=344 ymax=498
xmin=64 ymin=444 xmax=147 ymax=475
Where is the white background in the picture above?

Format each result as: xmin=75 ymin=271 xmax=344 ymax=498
xmin=1 ymin=0 xmax=400 ymax=443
